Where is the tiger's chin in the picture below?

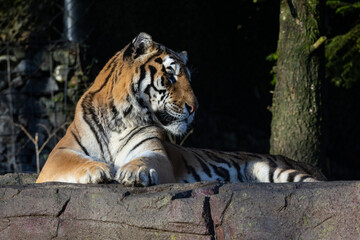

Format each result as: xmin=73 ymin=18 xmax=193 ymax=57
xmin=163 ymin=121 xmax=189 ymax=136
xmin=154 ymin=110 xmax=195 ymax=136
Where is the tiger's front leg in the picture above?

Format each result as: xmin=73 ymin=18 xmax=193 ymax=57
xmin=36 ymin=148 xmax=113 ymax=184
xmin=115 ymin=152 xmax=175 ymax=187
xmin=113 ymin=126 xmax=176 ymax=187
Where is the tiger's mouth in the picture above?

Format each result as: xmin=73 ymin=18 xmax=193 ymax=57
xmin=154 ymin=110 xmax=195 ymax=135
xmin=154 ymin=110 xmax=194 ymax=126
xmin=155 ymin=111 xmax=182 ymax=126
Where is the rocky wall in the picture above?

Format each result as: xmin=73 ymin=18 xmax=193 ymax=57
xmin=0 ymin=174 xmax=359 ymax=239
xmin=0 ymin=44 xmax=82 ymax=173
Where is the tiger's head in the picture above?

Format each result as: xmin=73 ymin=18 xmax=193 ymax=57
xmin=104 ymin=32 xmax=198 ymax=136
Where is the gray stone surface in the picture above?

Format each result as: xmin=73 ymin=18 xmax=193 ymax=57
xmin=0 ymin=174 xmax=359 ymax=239
xmin=0 ymin=173 xmax=38 ymax=185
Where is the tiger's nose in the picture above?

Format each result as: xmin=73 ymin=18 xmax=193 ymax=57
xmin=185 ymin=103 xmax=197 ymax=114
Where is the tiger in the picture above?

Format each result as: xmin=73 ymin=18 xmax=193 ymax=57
xmin=36 ymin=32 xmax=326 ymax=185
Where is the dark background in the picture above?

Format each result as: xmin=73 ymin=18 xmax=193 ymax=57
xmin=1 ymin=0 xmax=360 ymax=180
xmin=85 ymin=0 xmax=360 ymax=180
xmin=86 ymin=0 xmax=278 ymax=154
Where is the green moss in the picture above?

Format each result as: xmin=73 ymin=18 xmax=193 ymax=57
xmin=303 ymin=215 xmax=310 ymax=227
xmin=299 ymin=195 xmax=307 ymax=200
xmin=317 ymin=222 xmax=335 ymax=240
xmin=156 ymin=195 xmax=172 ymax=208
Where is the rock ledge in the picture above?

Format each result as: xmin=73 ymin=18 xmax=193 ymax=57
xmin=0 ymin=174 xmax=359 ymax=239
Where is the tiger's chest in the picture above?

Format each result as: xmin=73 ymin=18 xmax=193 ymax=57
xmin=109 ymin=126 xmax=165 ymax=164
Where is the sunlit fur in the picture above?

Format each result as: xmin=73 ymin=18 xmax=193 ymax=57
xmin=36 ymin=33 xmax=325 ymax=185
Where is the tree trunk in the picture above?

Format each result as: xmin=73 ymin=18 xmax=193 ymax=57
xmin=270 ymin=0 xmax=325 ymax=166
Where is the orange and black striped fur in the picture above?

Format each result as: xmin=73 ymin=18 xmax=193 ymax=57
xmin=36 ymin=33 xmax=325 ymax=185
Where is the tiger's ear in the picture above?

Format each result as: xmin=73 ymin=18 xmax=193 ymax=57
xmin=178 ymin=51 xmax=188 ymax=64
xmin=132 ymin=32 xmax=153 ymax=57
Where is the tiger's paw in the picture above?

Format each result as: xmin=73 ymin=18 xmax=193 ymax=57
xmin=115 ymin=160 xmax=159 ymax=187
xmin=76 ymin=161 xmax=112 ymax=184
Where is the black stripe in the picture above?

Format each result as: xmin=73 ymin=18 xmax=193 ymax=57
xmin=109 ymin=98 xmax=119 ymax=120
xmin=276 ymin=169 xmax=287 ymax=181
xmin=131 ymin=77 xmax=137 ymax=94
xmin=192 ymin=151 xmax=212 ymax=178
xmin=144 ymin=85 xmax=151 ymax=96
xmin=131 ymin=51 xmax=164 ymax=95
xmin=267 ymin=154 xmax=278 ymax=163
xmin=230 ymin=159 xmax=243 ymax=182
xmin=282 ymin=156 xmax=307 ymax=173
xmin=131 ymin=64 xmax=152 ymax=122
xmin=134 ymin=64 xmax=147 ymax=93
xmin=129 ymin=137 xmax=161 ymax=153
xmin=292 ymin=161 xmax=308 ymax=173
xmin=137 ymin=97 xmax=146 ymax=108
xmin=149 ymin=65 xmax=160 ymax=91
xmin=159 ymin=92 xmax=167 ymax=102
xmin=267 ymin=159 xmax=278 ymax=183
xmin=105 ymin=52 xmax=120 ymax=70
xmin=105 ymin=57 xmax=116 ymax=71
xmin=112 ymin=68 xmax=122 ymax=84
xmin=58 ymin=147 xmax=70 ymax=150
xmin=246 ymin=153 xmax=263 ymax=159
xmin=154 ymin=57 xmax=163 ymax=64
xmin=123 ymin=44 xmax=133 ymax=60
xmin=287 ymin=171 xmax=298 ymax=182
xmin=91 ymin=108 xmax=109 ymax=144
xmin=82 ymin=105 xmax=105 ymax=158
xmin=209 ymin=163 xmax=230 ymax=182
xmin=71 ymin=130 xmax=90 ymax=156
xmin=285 ymin=159 xmax=297 ymax=170
xmin=201 ymin=150 xmax=231 ymax=168
xmin=117 ymin=126 xmax=151 ymax=153
xmin=123 ymin=105 xmax=133 ymax=117
xmin=145 ymin=51 xmax=163 ymax=64
xmin=134 ymin=44 xmax=146 ymax=59
xmin=183 ymin=157 xmax=201 ymax=181
xmin=81 ymin=61 xmax=117 ymax=160
xmin=243 ymin=161 xmax=249 ymax=181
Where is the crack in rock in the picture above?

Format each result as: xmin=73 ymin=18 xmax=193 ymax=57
xmin=56 ymin=197 xmax=71 ymax=218
xmin=53 ymin=197 xmax=71 ymax=239
xmin=278 ymin=193 xmax=293 ymax=212
xmin=54 ymin=217 xmax=213 ymax=238
xmin=219 ymin=192 xmax=233 ymax=225
xmin=312 ymin=215 xmax=334 ymax=230
xmin=203 ymin=196 xmax=215 ymax=240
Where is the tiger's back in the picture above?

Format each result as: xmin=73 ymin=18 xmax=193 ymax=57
xmin=36 ymin=33 xmax=325 ymax=185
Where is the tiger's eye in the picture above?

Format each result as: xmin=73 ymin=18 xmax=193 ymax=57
xmin=166 ymin=73 xmax=176 ymax=84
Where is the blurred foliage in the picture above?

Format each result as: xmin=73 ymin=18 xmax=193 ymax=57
xmin=326 ymin=0 xmax=360 ymax=88
xmin=265 ymin=52 xmax=277 ymax=86
xmin=327 ymin=0 xmax=360 ymax=15
xmin=0 ymin=0 xmax=33 ymax=42
xmin=0 ymin=0 xmax=61 ymax=43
